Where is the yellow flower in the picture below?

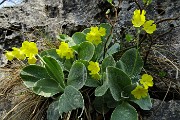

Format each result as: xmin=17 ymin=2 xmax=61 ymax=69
xmin=143 ymin=20 xmax=156 ymax=34
xmin=99 ymin=27 xmax=106 ymax=36
xmin=12 ymin=47 xmax=25 ymax=60
xmin=28 ymin=55 xmax=37 ymax=64
xmin=20 ymin=41 xmax=38 ymax=58
xmin=132 ymin=9 xmax=146 ymax=27
xmin=64 ymin=48 xmax=74 ymax=59
xmin=131 ymin=85 xmax=148 ymax=99
xmin=88 ymin=61 xmax=100 ymax=74
xmin=5 ymin=41 xmax=38 ymax=64
xmin=91 ymin=73 xmax=101 ymax=80
xmin=140 ymin=74 xmax=153 ymax=89
xmin=86 ymin=26 xmax=106 ymax=45
xmin=56 ymin=42 xmax=74 ymax=59
xmin=5 ymin=51 xmax=14 ymax=61
xmin=56 ymin=42 xmax=69 ymax=58
xmin=88 ymin=61 xmax=101 ymax=80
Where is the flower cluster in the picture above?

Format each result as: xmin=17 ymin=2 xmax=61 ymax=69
xmin=88 ymin=61 xmax=101 ymax=80
xmin=132 ymin=9 xmax=156 ymax=34
xmin=56 ymin=42 xmax=74 ymax=59
xmin=140 ymin=74 xmax=153 ymax=89
xmin=131 ymin=85 xmax=148 ymax=99
xmin=86 ymin=26 xmax=106 ymax=45
xmin=5 ymin=41 xmax=38 ymax=64
xmin=131 ymin=74 xmax=153 ymax=99
xmin=132 ymin=9 xmax=146 ymax=27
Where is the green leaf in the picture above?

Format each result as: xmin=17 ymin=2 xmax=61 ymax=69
xmin=76 ymin=60 xmax=89 ymax=68
xmin=106 ymin=43 xmax=120 ymax=56
xmin=70 ymin=44 xmax=79 ymax=52
xmin=116 ymin=60 xmax=126 ymax=72
xmin=94 ymin=90 xmax=119 ymax=114
xmin=92 ymin=43 xmax=104 ymax=61
xmin=40 ymin=49 xmax=63 ymax=62
xmin=43 ymin=56 xmax=65 ymax=89
xmin=85 ymin=75 xmax=101 ymax=87
xmin=67 ymin=62 xmax=87 ymax=89
xmin=68 ymin=39 xmax=76 ymax=47
xmin=64 ymin=59 xmax=73 ymax=71
xmin=107 ymin=0 xmax=113 ymax=4
xmin=57 ymin=34 xmax=72 ymax=42
xmin=93 ymin=96 xmax=110 ymax=114
xmin=118 ymin=48 xmax=143 ymax=78
xmin=122 ymin=84 xmax=136 ymax=98
xmin=33 ymin=78 xmax=61 ymax=97
xmin=93 ymin=23 xmax=113 ymax=61
xmin=99 ymin=43 xmax=120 ymax=61
xmin=58 ymin=86 xmax=84 ymax=115
xmin=100 ymin=23 xmax=112 ymax=38
xmin=125 ymin=34 xmax=133 ymax=42
xmin=47 ymin=101 xmax=60 ymax=120
xmin=105 ymin=90 xmax=119 ymax=108
xmin=82 ymin=28 xmax=90 ymax=34
xmin=78 ymin=41 xmax=95 ymax=61
xmin=100 ymin=23 xmax=113 ymax=49
xmin=142 ymin=0 xmax=152 ymax=5
xmin=131 ymin=94 xmax=152 ymax=110
xmin=158 ymin=71 xmax=167 ymax=77
xmin=72 ymin=32 xmax=86 ymax=44
xmin=40 ymin=49 xmax=65 ymax=72
xmin=131 ymin=75 xmax=141 ymax=83
xmin=111 ymin=102 xmax=138 ymax=120
xmin=56 ymin=34 xmax=76 ymax=47
xmin=94 ymin=72 xmax=109 ymax=96
xmin=95 ymin=79 xmax=109 ymax=96
xmin=107 ymin=67 xmax=131 ymax=101
xmin=102 ymin=56 xmax=116 ymax=72
xmin=20 ymin=65 xmax=50 ymax=88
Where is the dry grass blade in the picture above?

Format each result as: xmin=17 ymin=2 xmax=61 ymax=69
xmin=0 ymin=64 xmax=49 ymax=120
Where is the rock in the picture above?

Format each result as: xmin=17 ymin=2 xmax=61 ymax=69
xmin=142 ymin=99 xmax=180 ymax=120
xmin=0 ymin=0 xmax=107 ymax=67
xmin=115 ymin=0 xmax=180 ymax=88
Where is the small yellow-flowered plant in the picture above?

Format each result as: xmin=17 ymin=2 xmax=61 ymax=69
xmin=12 ymin=47 xmax=25 ymax=60
xmin=131 ymin=74 xmax=153 ymax=99
xmin=20 ymin=41 xmax=38 ymax=64
xmin=140 ymin=74 xmax=153 ymax=89
xmin=88 ymin=61 xmax=101 ymax=80
xmin=5 ymin=51 xmax=14 ymax=61
xmin=132 ymin=9 xmax=146 ymax=27
xmin=56 ymin=42 xmax=74 ymax=59
xmin=131 ymin=85 xmax=148 ymax=99
xmin=86 ymin=26 xmax=106 ymax=45
xmin=20 ymin=41 xmax=38 ymax=58
xmin=143 ymin=20 xmax=156 ymax=34
xmin=5 ymin=41 xmax=38 ymax=64
xmin=132 ymin=9 xmax=156 ymax=34
xmin=88 ymin=61 xmax=100 ymax=74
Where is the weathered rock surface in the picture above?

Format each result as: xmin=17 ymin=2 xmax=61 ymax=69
xmin=0 ymin=0 xmax=105 ymax=67
xmin=142 ymin=99 xmax=180 ymax=120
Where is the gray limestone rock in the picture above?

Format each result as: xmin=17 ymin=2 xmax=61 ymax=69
xmin=0 ymin=0 xmax=104 ymax=67
xmin=142 ymin=99 xmax=180 ymax=120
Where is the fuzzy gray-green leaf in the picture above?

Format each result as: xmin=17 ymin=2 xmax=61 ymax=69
xmin=67 ymin=62 xmax=87 ymax=89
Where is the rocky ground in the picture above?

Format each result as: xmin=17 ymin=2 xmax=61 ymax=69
xmin=0 ymin=0 xmax=180 ymax=120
